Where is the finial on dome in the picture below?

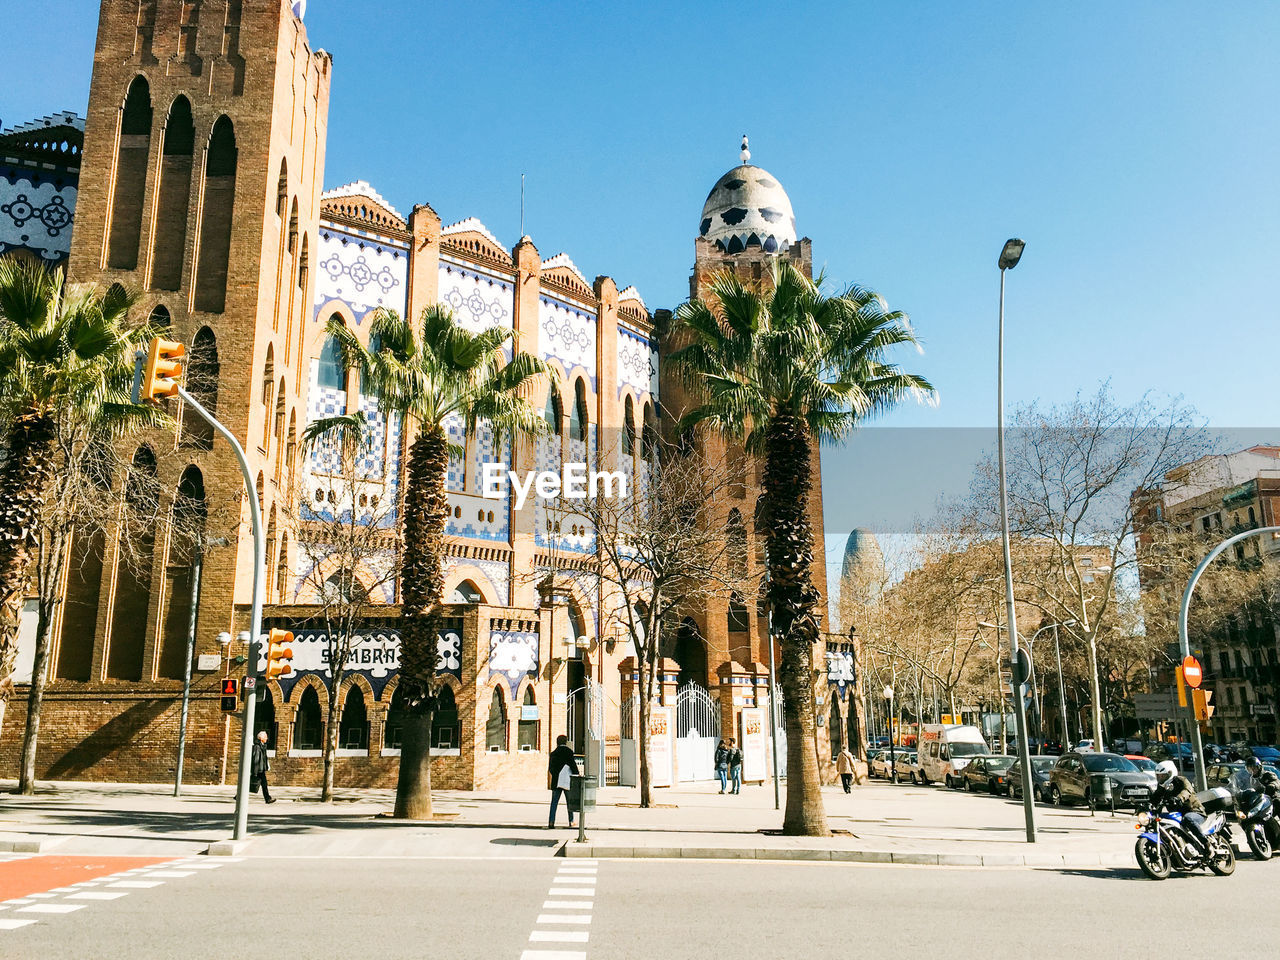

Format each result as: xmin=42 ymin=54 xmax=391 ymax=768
xmin=740 ymin=134 xmax=750 ymax=164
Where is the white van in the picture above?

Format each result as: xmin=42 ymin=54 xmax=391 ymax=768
xmin=916 ymin=724 xmax=990 ymax=787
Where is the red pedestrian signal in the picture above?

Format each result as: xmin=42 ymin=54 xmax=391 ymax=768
xmin=220 ymin=677 xmax=240 ymax=712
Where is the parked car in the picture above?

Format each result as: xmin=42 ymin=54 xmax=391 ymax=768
xmin=958 ymin=755 xmax=1017 ymax=793
xmin=917 ymin=724 xmax=991 ymax=787
xmin=1074 ymin=739 xmax=1096 ymax=752
xmin=1145 ymin=741 xmax=1196 ymax=773
xmin=1110 ymin=737 xmax=1144 ymax=755
xmin=870 ymin=750 xmax=915 ymax=782
xmin=1047 ymin=751 xmax=1155 ymax=809
xmin=1126 ymin=755 xmax=1158 ymax=775
xmin=1006 ymin=755 xmax=1058 ymax=800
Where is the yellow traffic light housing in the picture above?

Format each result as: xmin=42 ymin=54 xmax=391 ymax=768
xmin=264 ymin=628 xmax=295 ymax=680
xmin=142 ymin=336 xmax=185 ymax=402
xmin=1193 ymin=688 xmax=1214 ymax=723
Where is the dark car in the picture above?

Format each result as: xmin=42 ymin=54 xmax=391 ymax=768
xmin=1207 ymin=761 xmax=1280 ymax=796
xmin=1006 ymin=755 xmax=1058 ymax=801
xmin=1145 ymin=741 xmax=1195 ymax=773
xmin=1047 ymin=752 xmax=1155 ymax=809
xmin=959 ymin=755 xmax=1017 ymax=793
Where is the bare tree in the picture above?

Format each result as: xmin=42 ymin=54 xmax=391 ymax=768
xmin=562 ymin=441 xmax=754 ymax=807
xmin=291 ymin=413 xmax=397 ymax=801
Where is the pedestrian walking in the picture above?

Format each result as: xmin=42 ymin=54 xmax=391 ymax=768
xmin=714 ymin=739 xmax=729 ymax=794
xmin=548 ymin=734 xmax=579 ymax=828
xmin=727 ymin=738 xmax=743 ymax=794
xmin=836 ymin=745 xmax=856 ymax=793
xmin=251 ymin=730 xmax=276 ymax=803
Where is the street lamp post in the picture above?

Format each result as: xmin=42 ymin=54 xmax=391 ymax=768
xmin=1053 ymin=622 xmax=1071 ymax=749
xmin=996 ymin=237 xmax=1036 ymax=843
xmin=884 ymin=685 xmax=895 ymax=782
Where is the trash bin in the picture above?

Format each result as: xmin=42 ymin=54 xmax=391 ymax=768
xmin=1089 ymin=773 xmax=1114 ymax=814
xmin=569 ymin=774 xmax=597 ymax=814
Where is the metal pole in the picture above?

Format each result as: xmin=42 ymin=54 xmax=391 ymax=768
xmin=765 ymin=615 xmax=781 ymax=811
xmin=1053 ymin=623 xmax=1069 ymax=751
xmin=177 ymin=385 xmax=264 ymax=839
xmin=1027 ymin=636 xmax=1042 ymax=754
xmin=997 ymin=266 xmax=1037 ymax=843
xmin=1177 ymin=525 xmax=1280 ymax=790
xmin=174 ymin=543 xmax=203 ymax=797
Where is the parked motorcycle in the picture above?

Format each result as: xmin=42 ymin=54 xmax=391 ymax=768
xmin=1235 ymin=787 xmax=1280 ymax=859
xmin=1133 ymin=808 xmax=1235 ymax=880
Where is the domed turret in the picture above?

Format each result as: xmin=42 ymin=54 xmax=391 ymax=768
xmin=698 ymin=135 xmax=797 ymax=255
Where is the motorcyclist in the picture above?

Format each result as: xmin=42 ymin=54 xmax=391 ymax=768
xmin=1152 ymin=759 xmax=1209 ymax=856
xmin=1246 ymin=756 xmax=1280 ymax=798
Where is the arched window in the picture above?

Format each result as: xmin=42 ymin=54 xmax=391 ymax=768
xmin=673 ymin=618 xmax=707 ymax=690
xmin=544 ymin=385 xmax=562 ymax=434
xmin=107 ymin=446 xmax=160 ymax=680
xmin=273 ymin=377 xmax=286 ymax=449
xmin=727 ymin=592 xmax=749 ymax=633
xmin=57 ymin=450 xmax=114 ymax=680
xmin=726 ymin=507 xmax=748 ymax=579
xmin=485 ymin=687 xmax=507 ymax=752
xmin=570 ymin=378 xmax=588 ymax=443
xmin=264 ymin=506 xmax=277 ymax=598
xmin=255 ymin=472 xmax=265 ymax=515
xmin=318 ymin=328 xmax=345 ymax=390
xmin=1249 ymin=506 xmax=1257 ymax=526
xmin=260 ymin=345 xmax=274 ymax=447
xmin=829 ymin=701 xmax=844 ymax=759
xmin=150 ymin=95 xmax=194 ymax=290
xmin=148 ymin=304 xmax=171 ymax=330
xmin=339 ymin=686 xmax=369 ymax=750
xmin=194 ymin=116 xmax=237 ymax=312
xmin=276 ymin=533 xmax=290 ymax=602
xmin=276 ymin=158 xmax=288 ymax=219
xmin=181 ymin=327 xmax=218 ymax=449
xmin=297 ymin=233 xmax=309 ymax=294
xmin=323 ymin=569 xmax=367 ymax=604
xmin=384 ymin=685 xmax=407 ymax=751
xmin=449 ymin=580 xmax=483 ymax=604
xmin=294 ymin=686 xmax=323 ymax=751
xmin=159 ymin=466 xmax=207 ymax=679
xmin=108 ymin=75 xmax=152 ymax=270
xmin=623 ymin=395 xmax=635 ymax=456
xmin=285 ymin=410 xmax=298 ymax=495
xmin=518 ymin=687 xmax=538 ymax=751
xmin=642 ymin=402 xmax=658 ymax=460
xmin=432 ymin=685 xmax=458 ymax=750
xmin=255 ymin=688 xmax=278 ymax=750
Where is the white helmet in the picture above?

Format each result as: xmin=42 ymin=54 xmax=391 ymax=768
xmin=1154 ymin=760 xmax=1177 ymax=783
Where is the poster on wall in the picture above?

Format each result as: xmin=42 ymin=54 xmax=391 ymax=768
xmin=648 ymin=706 xmax=674 ymax=788
xmin=740 ymin=708 xmax=766 ymax=782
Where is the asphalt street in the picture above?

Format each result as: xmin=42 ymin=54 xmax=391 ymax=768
xmin=6 ymin=852 xmax=1280 ymax=960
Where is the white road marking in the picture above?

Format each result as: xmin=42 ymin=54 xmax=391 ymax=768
xmin=67 ymin=892 xmax=129 ymax=901
xmin=535 ymin=914 xmax=591 ymax=924
xmin=18 ymin=903 xmax=84 ymax=914
xmin=551 ymin=876 xmax=594 ymax=884
xmin=520 ymin=952 xmax=586 ymax=960
xmin=542 ymin=901 xmax=593 ymax=910
xmin=0 ymin=919 xmax=37 ymax=930
xmin=106 ymin=880 xmax=164 ymax=889
xmin=545 ymin=887 xmax=595 ymax=896
xmin=530 ymin=931 xmax=589 ymax=943
xmin=139 ymin=870 xmax=197 ymax=878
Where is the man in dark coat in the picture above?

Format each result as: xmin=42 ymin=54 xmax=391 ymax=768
xmin=548 ymin=734 xmax=579 ymax=828
xmin=251 ymin=730 xmax=276 ymax=803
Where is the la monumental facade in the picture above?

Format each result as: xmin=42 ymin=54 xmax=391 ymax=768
xmin=0 ymin=0 xmax=852 ymax=791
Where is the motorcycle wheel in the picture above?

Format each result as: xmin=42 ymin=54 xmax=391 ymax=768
xmin=1246 ymin=825 xmax=1272 ymax=861
xmin=1208 ymin=834 xmax=1236 ymax=876
xmin=1135 ymin=837 xmax=1171 ymax=880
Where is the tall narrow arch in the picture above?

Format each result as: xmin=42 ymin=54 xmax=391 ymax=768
xmin=181 ymin=326 xmax=218 ymax=449
xmin=273 ymin=377 xmax=286 ymax=449
xmin=485 ymin=686 xmax=507 ymax=752
xmin=431 ymin=684 xmax=459 ymax=749
xmin=726 ymin=507 xmax=748 ymax=579
xmin=107 ymin=75 xmax=152 ymax=270
xmin=544 ymin=384 xmax=563 ymax=434
xmin=159 ymin=465 xmax=206 ymax=678
xmin=107 ymin=446 xmax=160 ymax=680
xmin=150 ymin=95 xmax=195 ymax=289
xmin=56 ymin=449 xmax=115 ymax=680
xmin=518 ymin=686 xmax=538 ymax=751
xmin=148 ymin=304 xmax=171 ymax=330
xmin=285 ymin=410 xmax=298 ymax=496
xmin=293 ymin=685 xmax=323 ymax=751
xmin=317 ymin=324 xmax=346 ymax=391
xmin=194 ymin=116 xmax=237 ymax=312
xmin=275 ymin=158 xmax=288 ymax=219
xmin=275 ymin=533 xmax=290 ymax=602
xmin=338 ymin=685 xmax=369 ymax=750
xmin=642 ymin=401 xmax=658 ymax=460
xmin=829 ymin=701 xmax=844 ymax=759
xmin=260 ymin=344 xmax=275 ymax=448
xmin=623 ymin=394 xmax=635 ymax=456
xmin=570 ymin=378 xmax=588 ymax=443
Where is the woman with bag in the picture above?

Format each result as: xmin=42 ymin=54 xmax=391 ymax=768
xmin=548 ymin=734 xmax=579 ymax=828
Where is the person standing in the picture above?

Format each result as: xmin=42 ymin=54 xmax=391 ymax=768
xmin=251 ymin=730 xmax=276 ymax=804
xmin=548 ymin=734 xmax=579 ymax=828
xmin=836 ymin=746 xmax=856 ymax=793
xmin=714 ymin=739 xmax=729 ymax=794
xmin=727 ymin=738 xmax=743 ymax=794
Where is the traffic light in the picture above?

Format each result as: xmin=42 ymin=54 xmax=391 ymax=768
xmin=220 ymin=677 xmax=240 ymax=712
xmin=141 ymin=336 xmax=185 ymax=402
xmin=264 ymin=628 xmax=295 ymax=680
xmin=1193 ymin=688 xmax=1214 ymax=723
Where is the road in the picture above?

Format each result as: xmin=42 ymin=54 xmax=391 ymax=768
xmin=5 ymin=851 xmax=1280 ymax=959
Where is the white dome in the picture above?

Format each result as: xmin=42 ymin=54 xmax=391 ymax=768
xmin=699 ymin=152 xmax=797 ymax=255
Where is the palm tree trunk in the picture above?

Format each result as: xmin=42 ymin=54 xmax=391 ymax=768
xmin=17 ymin=597 xmax=55 ymax=794
xmin=393 ymin=427 xmax=450 ymax=820
xmin=762 ymin=413 xmax=830 ymax=837
xmin=0 ymin=412 xmax=58 ymax=727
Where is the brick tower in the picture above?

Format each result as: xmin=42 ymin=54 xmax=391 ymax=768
xmin=26 ymin=0 xmax=332 ymax=780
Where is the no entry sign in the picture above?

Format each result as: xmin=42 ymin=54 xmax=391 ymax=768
xmin=1183 ymin=656 xmax=1203 ymax=689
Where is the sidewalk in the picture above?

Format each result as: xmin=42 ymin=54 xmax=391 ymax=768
xmin=0 ymin=777 xmax=1144 ymax=867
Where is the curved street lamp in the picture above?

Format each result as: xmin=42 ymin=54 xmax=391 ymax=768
xmin=1178 ymin=525 xmax=1280 ymax=790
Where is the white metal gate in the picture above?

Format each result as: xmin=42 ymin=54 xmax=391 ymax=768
xmin=619 ymin=694 xmax=638 ymax=786
xmin=566 ymin=680 xmax=605 ymax=779
xmin=676 ymin=682 xmax=720 ymax=782
xmin=769 ymin=682 xmax=787 ymax=779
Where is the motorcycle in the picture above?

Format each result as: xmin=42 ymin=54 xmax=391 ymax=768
xmin=1235 ymin=788 xmax=1280 ymax=859
xmin=1133 ymin=807 xmax=1235 ymax=880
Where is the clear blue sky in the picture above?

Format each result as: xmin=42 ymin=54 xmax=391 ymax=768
xmin=4 ymin=1 xmax=1276 ymax=573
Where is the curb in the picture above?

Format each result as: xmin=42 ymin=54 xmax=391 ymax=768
xmin=563 ymin=844 xmax=1133 ymax=869
xmin=206 ymin=839 xmax=254 ymax=856
xmin=0 ymin=834 xmax=71 ymax=854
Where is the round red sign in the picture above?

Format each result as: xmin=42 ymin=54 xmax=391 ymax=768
xmin=1183 ymin=655 xmax=1203 ymax=689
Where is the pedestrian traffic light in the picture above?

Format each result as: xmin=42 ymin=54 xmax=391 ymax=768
xmin=1193 ymin=688 xmax=1214 ymax=723
xmin=141 ymin=336 xmax=185 ymax=402
xmin=264 ymin=629 xmax=295 ymax=680
xmin=220 ymin=677 xmax=240 ymax=712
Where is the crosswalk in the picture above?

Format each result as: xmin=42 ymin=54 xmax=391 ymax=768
xmin=521 ymin=860 xmax=598 ymax=960
xmin=0 ymin=856 xmax=239 ymax=932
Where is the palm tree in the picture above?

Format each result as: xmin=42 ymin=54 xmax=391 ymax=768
xmin=0 ymin=260 xmax=158 ymax=732
xmin=326 ymin=305 xmax=549 ymax=819
xmin=670 ymin=260 xmax=935 ymax=836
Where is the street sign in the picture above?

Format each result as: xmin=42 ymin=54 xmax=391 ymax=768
xmin=1133 ymin=692 xmax=1181 ymax=719
xmin=1012 ymin=649 xmax=1032 ymax=686
xmin=1183 ymin=656 xmax=1203 ymax=689
xmin=196 ymin=654 xmax=221 ymax=672
xmin=244 ymin=676 xmax=257 ymax=690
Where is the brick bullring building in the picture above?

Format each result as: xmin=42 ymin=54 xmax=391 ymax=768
xmin=1 ymin=0 xmax=847 ymax=791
